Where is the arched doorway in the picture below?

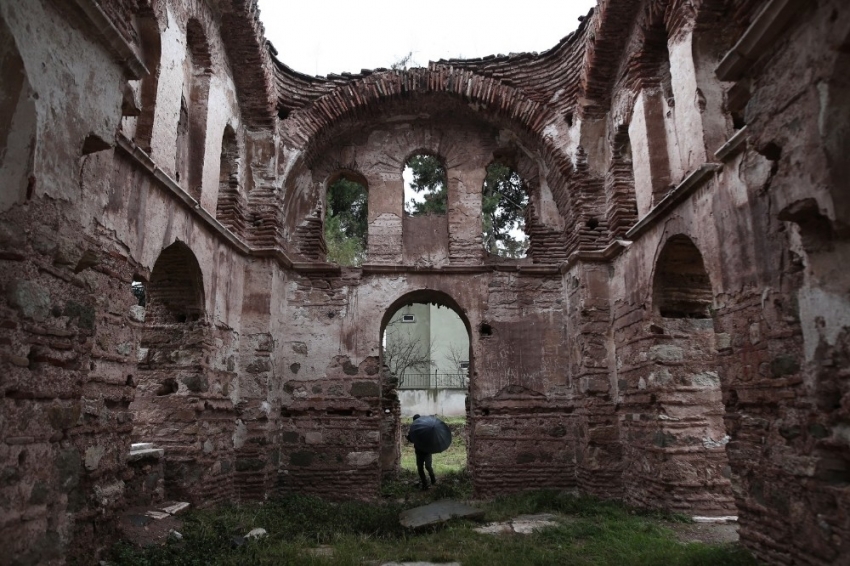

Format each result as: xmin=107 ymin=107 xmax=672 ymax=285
xmin=625 ymin=234 xmax=735 ymax=516
xmin=129 ymin=241 xmax=210 ymax=503
xmin=379 ymin=290 xmax=472 ymax=486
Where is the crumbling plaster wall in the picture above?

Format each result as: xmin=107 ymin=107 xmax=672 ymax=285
xmin=270 ymin=268 xmax=574 ymax=499
xmin=1 ymin=0 xmax=850 ymax=564
xmin=603 ymin=0 xmax=850 ymax=560
xmin=0 ymin=1 xmax=135 ymax=563
xmin=0 ymin=0 xmax=124 ymax=211
xmin=0 ymin=0 xmax=254 ymax=561
xmin=146 ymin=0 xmax=245 ymax=216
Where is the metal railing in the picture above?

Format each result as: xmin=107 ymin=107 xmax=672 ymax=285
xmin=397 ymin=373 xmax=469 ymax=390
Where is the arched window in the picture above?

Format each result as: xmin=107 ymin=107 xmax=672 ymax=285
xmin=653 ymin=235 xmax=712 ymax=318
xmin=216 ymin=125 xmax=244 ymax=236
xmin=0 ymin=16 xmax=36 ymax=212
xmin=628 ymin=18 xmax=675 ymax=216
xmin=324 ymin=173 xmax=368 ymax=266
xmin=403 ymin=153 xmax=447 ymax=215
xmin=482 ymin=163 xmax=528 ymax=258
xmin=145 ymin=241 xmax=205 ymax=324
xmin=133 ymin=10 xmax=161 ymax=152
xmin=178 ymin=19 xmax=211 ymax=200
xmin=175 ymin=96 xmax=189 ymax=186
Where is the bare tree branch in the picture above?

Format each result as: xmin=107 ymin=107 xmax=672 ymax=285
xmin=383 ymin=319 xmax=434 ymax=386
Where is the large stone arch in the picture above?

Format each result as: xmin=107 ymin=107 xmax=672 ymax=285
xmin=291 ymin=88 xmax=574 ymax=265
xmin=284 ymin=68 xmax=570 ymax=164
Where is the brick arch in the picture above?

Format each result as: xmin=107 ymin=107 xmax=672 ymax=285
xmin=652 ymin=234 xmax=712 ymax=319
xmin=132 ymin=240 xmax=213 ymax=503
xmin=146 ymin=241 xmax=206 ymax=324
xmin=380 ymin=289 xmax=474 ymax=475
xmin=401 ymin=148 xmax=449 ymax=173
xmin=285 ymin=68 xmax=573 ymax=179
xmin=380 ymin=289 xmax=472 ymax=340
xmin=185 ymin=18 xmax=212 ymax=71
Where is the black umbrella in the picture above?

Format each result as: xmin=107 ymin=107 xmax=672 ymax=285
xmin=407 ymin=415 xmax=452 ymax=454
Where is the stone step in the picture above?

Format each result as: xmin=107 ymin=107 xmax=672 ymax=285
xmin=399 ymin=499 xmax=484 ymax=529
xmin=127 ymin=448 xmax=164 ymax=462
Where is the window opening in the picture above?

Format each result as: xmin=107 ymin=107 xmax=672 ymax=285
xmin=653 ymin=235 xmax=712 ymax=318
xmin=324 ymin=174 xmax=368 ymax=266
xmin=403 ymin=154 xmax=447 ymax=215
xmin=131 ymin=280 xmax=146 ymax=307
xmin=482 ymin=163 xmax=529 ymax=258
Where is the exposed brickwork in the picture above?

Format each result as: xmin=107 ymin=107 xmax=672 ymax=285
xmin=2 ymin=0 xmax=849 ymax=564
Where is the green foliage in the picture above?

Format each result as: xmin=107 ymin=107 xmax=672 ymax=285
xmin=482 ymin=163 xmax=528 ymax=258
xmin=404 ymin=158 xmax=530 ymax=258
xmin=405 ymin=154 xmax=447 ymax=215
xmin=111 ymin=487 xmax=756 ymax=566
xmin=324 ymin=177 xmax=367 ymax=266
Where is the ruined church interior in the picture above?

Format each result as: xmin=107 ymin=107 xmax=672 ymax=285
xmin=0 ymin=0 xmax=848 ymax=563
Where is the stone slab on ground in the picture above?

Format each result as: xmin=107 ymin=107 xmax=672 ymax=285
xmin=474 ymin=513 xmax=559 ymax=535
xmin=127 ymin=448 xmax=164 ymax=462
xmin=399 ymin=499 xmax=484 ymax=529
xmin=692 ymin=515 xmax=737 ymax=523
xmin=161 ymin=502 xmax=190 ymax=515
xmin=672 ymin=522 xmax=740 ymax=545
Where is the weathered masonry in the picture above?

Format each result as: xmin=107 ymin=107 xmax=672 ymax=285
xmin=0 ymin=0 xmax=848 ymax=563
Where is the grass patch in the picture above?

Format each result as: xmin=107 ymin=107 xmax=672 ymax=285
xmin=110 ymin=490 xmax=756 ymax=566
xmin=112 ymin=420 xmax=753 ymax=565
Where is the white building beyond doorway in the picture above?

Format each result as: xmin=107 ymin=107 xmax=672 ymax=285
xmin=385 ymin=303 xmax=469 ymax=417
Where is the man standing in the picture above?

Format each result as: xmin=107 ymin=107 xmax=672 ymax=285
xmin=407 ymin=414 xmax=437 ymax=490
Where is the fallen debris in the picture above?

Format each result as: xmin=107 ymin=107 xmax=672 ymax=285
xmin=399 ymin=500 xmax=484 ymax=529
xmin=474 ymin=513 xmax=559 ymax=535
xmin=245 ymin=527 xmax=267 ymax=540
xmin=161 ymin=502 xmax=191 ymax=515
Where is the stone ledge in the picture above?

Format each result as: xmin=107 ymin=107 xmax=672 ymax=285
xmin=560 ymin=240 xmax=630 ymax=272
xmin=625 ymin=163 xmax=723 ymax=241
xmin=128 ymin=448 xmax=164 ymax=462
xmin=715 ymin=126 xmax=749 ymax=162
xmin=716 ymin=0 xmax=808 ymax=81
xmin=60 ymin=0 xmax=147 ymax=79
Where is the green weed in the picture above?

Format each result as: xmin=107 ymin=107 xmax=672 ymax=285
xmin=111 ymin=490 xmax=756 ymax=566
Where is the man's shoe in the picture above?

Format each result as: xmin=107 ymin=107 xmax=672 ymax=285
xmin=420 ymin=483 xmax=429 ymax=491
